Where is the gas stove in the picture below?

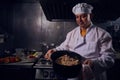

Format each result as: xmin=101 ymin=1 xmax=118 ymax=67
xmin=34 ymin=58 xmax=53 ymax=68
xmin=34 ymin=57 xmax=57 ymax=79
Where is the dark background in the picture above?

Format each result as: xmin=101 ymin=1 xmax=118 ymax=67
xmin=0 ymin=0 xmax=120 ymax=80
xmin=0 ymin=0 xmax=120 ymax=51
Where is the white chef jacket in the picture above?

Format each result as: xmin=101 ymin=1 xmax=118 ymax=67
xmin=54 ymin=23 xmax=115 ymax=80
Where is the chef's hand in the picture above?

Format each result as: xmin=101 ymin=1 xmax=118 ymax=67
xmin=83 ymin=59 xmax=93 ymax=67
xmin=82 ymin=59 xmax=95 ymax=79
xmin=44 ymin=49 xmax=55 ymax=60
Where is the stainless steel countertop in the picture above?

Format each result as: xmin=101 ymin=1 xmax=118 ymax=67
xmin=0 ymin=52 xmax=43 ymax=68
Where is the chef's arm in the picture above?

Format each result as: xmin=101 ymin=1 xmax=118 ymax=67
xmin=54 ymin=32 xmax=72 ymax=51
xmin=44 ymin=32 xmax=71 ymax=60
xmin=91 ymin=33 xmax=116 ymax=75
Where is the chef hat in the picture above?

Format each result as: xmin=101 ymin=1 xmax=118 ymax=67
xmin=72 ymin=3 xmax=93 ymax=15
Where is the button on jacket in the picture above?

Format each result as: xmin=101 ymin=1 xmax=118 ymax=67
xmin=54 ymin=24 xmax=115 ymax=80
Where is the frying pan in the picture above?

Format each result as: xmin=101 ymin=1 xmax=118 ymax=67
xmin=51 ymin=50 xmax=83 ymax=78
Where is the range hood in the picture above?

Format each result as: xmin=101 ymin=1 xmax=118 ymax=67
xmin=39 ymin=0 xmax=120 ymax=22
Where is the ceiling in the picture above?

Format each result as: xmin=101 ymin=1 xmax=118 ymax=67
xmin=39 ymin=0 xmax=120 ymax=23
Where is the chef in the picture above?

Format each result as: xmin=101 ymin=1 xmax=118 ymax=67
xmin=45 ymin=3 xmax=115 ymax=80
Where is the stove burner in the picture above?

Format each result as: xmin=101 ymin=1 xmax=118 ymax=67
xmin=40 ymin=58 xmax=47 ymax=64
xmin=34 ymin=58 xmax=53 ymax=69
xmin=39 ymin=58 xmax=52 ymax=65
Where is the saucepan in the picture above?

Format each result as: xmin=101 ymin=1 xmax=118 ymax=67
xmin=51 ymin=50 xmax=83 ymax=78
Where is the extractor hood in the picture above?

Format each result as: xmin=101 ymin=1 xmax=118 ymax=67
xmin=39 ymin=0 xmax=120 ymax=22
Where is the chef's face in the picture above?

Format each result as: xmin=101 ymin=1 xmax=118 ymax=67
xmin=75 ymin=13 xmax=91 ymax=29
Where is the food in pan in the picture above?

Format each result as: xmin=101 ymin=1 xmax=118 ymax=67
xmin=56 ymin=54 xmax=79 ymax=66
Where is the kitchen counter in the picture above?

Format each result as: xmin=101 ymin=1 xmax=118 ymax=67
xmin=0 ymin=62 xmax=35 ymax=68
xmin=0 ymin=52 xmax=42 ymax=68
xmin=0 ymin=52 xmax=42 ymax=80
xmin=0 ymin=57 xmax=38 ymax=68
xmin=0 ymin=62 xmax=36 ymax=80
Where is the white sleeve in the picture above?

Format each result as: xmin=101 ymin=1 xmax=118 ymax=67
xmin=54 ymin=32 xmax=72 ymax=51
xmin=92 ymin=32 xmax=116 ymax=75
